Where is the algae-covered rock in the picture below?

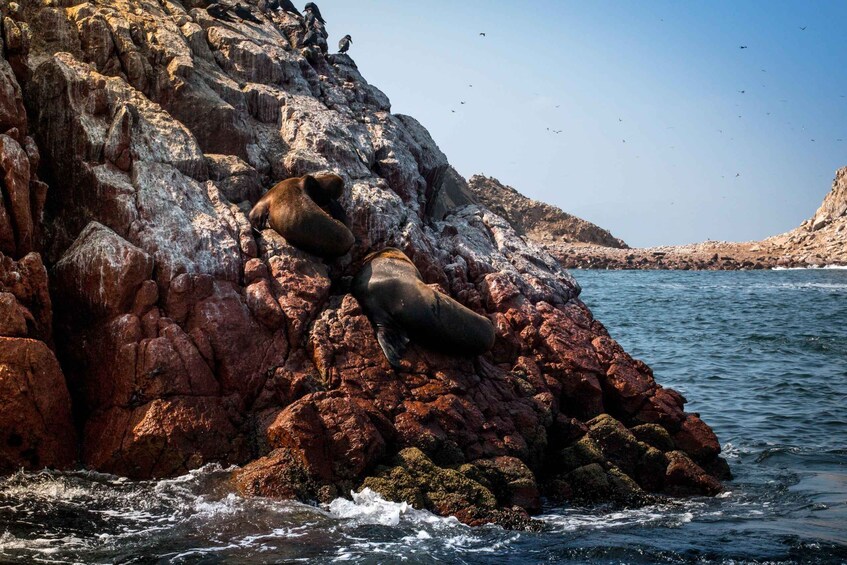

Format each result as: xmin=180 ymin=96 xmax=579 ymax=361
xmin=361 ymin=448 xmax=539 ymax=529
xmin=631 ymin=423 xmax=676 ymax=452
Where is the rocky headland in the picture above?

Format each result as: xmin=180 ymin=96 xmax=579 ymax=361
xmin=548 ymin=169 xmax=847 ymax=270
xmin=0 ymin=0 xmax=727 ymax=527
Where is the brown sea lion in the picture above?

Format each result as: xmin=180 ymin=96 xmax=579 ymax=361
xmin=249 ymin=174 xmax=354 ymax=258
xmin=352 ymin=247 xmax=496 ymax=367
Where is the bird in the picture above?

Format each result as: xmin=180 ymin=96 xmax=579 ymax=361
xmin=277 ymin=0 xmax=302 ymax=16
xmin=479 ymin=32 xmax=486 ymax=36
xmin=233 ymin=3 xmax=261 ymax=23
xmin=799 ymin=26 xmax=806 ymax=31
xmin=468 ymin=84 xmax=473 ymax=87
xmin=622 ymin=139 xmax=626 ymax=143
xmin=304 ymin=2 xmax=325 ymax=24
xmin=739 ymin=45 xmax=748 ymax=49
xmin=451 ymin=110 xmax=456 ymax=113
xmin=735 ymin=173 xmax=740 ymax=177
xmin=460 ymin=101 xmax=466 ymax=104
xmin=618 ymin=118 xmax=623 ymax=122
xmin=738 ymin=90 xmax=746 ymax=94
xmin=338 ymin=34 xmax=352 ymax=53
xmin=206 ymin=3 xmax=234 ymax=21
xmin=838 ymin=139 xmax=843 ymax=142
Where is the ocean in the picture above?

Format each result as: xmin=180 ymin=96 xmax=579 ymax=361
xmin=1 ymin=269 xmax=845 ymax=564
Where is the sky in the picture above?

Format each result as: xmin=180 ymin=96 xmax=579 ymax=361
xmin=315 ymin=0 xmax=847 ymax=247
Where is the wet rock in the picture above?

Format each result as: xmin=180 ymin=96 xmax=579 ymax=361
xmin=361 ymin=448 xmax=539 ymax=529
xmin=0 ymin=337 xmax=75 ymax=472
xmin=664 ymin=450 xmax=722 ymax=496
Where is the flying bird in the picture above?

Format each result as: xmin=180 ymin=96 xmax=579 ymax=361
xmin=479 ymin=32 xmax=486 ymax=36
xmin=460 ymin=101 xmax=466 ymax=104
xmin=738 ymin=90 xmax=745 ymax=94
xmin=799 ymin=26 xmax=807 ymax=31
xmin=739 ymin=45 xmax=748 ymax=49
xmin=338 ymin=34 xmax=352 ymax=53
xmin=736 ymin=173 xmax=741 ymax=177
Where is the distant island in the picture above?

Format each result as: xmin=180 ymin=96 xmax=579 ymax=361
xmin=447 ymin=168 xmax=847 ymax=270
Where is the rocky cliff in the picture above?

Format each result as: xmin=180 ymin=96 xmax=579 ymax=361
xmin=0 ymin=0 xmax=726 ymax=527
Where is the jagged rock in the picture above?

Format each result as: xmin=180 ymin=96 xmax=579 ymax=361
xmin=0 ymin=0 xmax=727 ymax=527
xmin=52 ymin=221 xmax=153 ymax=318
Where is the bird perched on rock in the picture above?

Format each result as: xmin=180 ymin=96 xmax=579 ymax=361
xmin=206 ymin=3 xmax=234 ymax=22
xmin=304 ymin=2 xmax=325 ymax=27
xmin=278 ymin=0 xmax=301 ymax=16
xmin=233 ymin=2 xmax=261 ymax=23
xmin=258 ymin=0 xmax=278 ymax=12
xmin=338 ymin=34 xmax=352 ymax=53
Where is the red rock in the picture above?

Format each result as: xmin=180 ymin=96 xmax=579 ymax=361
xmin=664 ymin=450 xmax=722 ymax=497
xmin=0 ymin=134 xmax=32 ymax=255
xmin=265 ymin=392 xmax=387 ymax=482
xmin=0 ymin=337 xmax=75 ymax=472
xmin=672 ymin=414 xmax=721 ymax=462
xmin=84 ymin=397 xmax=247 ymax=479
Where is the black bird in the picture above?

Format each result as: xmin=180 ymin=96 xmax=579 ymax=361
xmin=800 ymin=26 xmax=806 ymax=31
xmin=735 ymin=173 xmax=740 ymax=177
xmin=739 ymin=90 xmax=745 ymax=94
xmin=206 ymin=3 xmax=234 ymax=21
xmin=739 ymin=45 xmax=748 ymax=49
xmin=338 ymin=34 xmax=352 ymax=53
xmin=278 ymin=0 xmax=301 ymax=16
xmin=233 ymin=3 xmax=261 ymax=23
xmin=479 ymin=32 xmax=486 ymax=36
xmin=304 ymin=2 xmax=325 ymax=23
xmin=258 ymin=0 xmax=278 ymax=12
xmin=460 ymin=101 xmax=466 ymax=104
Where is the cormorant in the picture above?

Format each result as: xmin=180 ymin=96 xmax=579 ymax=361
xmin=304 ymin=2 xmax=325 ymax=24
xmin=338 ymin=34 xmax=352 ymax=53
xmin=233 ymin=3 xmax=261 ymax=23
xmin=206 ymin=3 xmax=234 ymax=22
xmin=278 ymin=0 xmax=302 ymax=16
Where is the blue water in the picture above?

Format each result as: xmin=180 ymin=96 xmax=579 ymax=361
xmin=1 ymin=269 xmax=845 ymax=564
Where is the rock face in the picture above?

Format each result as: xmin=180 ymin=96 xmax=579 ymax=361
xmin=0 ymin=0 xmax=726 ymax=524
xmin=467 ymin=175 xmax=629 ymax=249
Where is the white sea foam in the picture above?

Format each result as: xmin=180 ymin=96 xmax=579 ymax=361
xmin=540 ymin=501 xmax=704 ymax=532
xmin=771 ymin=264 xmax=847 ymax=270
xmin=327 ymin=488 xmax=460 ymax=529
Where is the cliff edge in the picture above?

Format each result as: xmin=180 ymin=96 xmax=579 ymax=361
xmin=0 ymin=0 xmax=726 ymax=526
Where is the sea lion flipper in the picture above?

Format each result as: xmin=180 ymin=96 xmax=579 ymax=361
xmin=376 ymin=323 xmax=409 ymax=368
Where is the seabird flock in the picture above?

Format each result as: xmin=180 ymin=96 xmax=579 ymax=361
xmin=454 ymin=19 xmax=842 ymax=183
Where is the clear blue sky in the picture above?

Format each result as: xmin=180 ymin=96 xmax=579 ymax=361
xmin=316 ymin=0 xmax=847 ymax=247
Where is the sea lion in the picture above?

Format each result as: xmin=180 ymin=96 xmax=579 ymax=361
xmin=249 ymin=174 xmax=354 ymax=258
xmin=352 ymin=248 xmax=496 ymax=367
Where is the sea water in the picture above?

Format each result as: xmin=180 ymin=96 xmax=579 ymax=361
xmin=1 ymin=269 xmax=845 ymax=564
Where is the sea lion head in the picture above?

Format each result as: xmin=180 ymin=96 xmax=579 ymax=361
xmin=305 ymin=173 xmax=345 ymax=205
